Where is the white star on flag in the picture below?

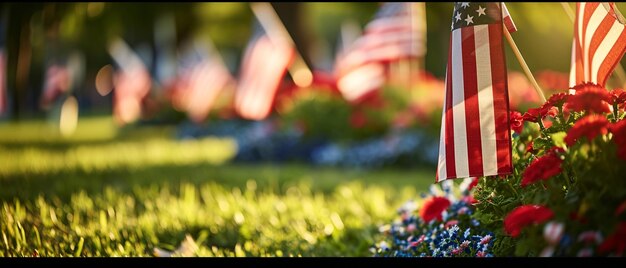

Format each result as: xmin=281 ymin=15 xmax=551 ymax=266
xmin=464 ymin=14 xmax=474 ymax=25
xmin=476 ymin=6 xmax=486 ymax=16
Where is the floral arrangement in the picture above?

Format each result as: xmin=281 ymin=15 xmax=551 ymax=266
xmin=371 ymin=178 xmax=499 ymax=257
xmin=373 ymin=81 xmax=626 ymax=257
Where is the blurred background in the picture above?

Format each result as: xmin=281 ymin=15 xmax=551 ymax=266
xmin=1 ymin=2 xmax=626 ymax=257
xmin=4 ymin=2 xmax=624 ymax=121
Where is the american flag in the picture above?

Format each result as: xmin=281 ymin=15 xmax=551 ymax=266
xmin=569 ymin=2 xmax=626 ymax=89
xmin=335 ymin=2 xmax=425 ymax=103
xmin=234 ymin=21 xmax=295 ymax=120
xmin=108 ymin=38 xmax=152 ymax=125
xmin=40 ymin=64 xmax=71 ymax=110
xmin=436 ymin=2 xmax=515 ymax=182
xmin=172 ymin=40 xmax=233 ymax=123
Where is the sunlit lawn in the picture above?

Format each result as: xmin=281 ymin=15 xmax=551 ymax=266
xmin=0 ymin=116 xmax=434 ymax=257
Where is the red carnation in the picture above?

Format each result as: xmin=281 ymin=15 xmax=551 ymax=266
xmin=610 ymin=120 xmax=626 ymax=161
xmin=610 ymin=88 xmax=626 ymax=105
xmin=521 ymin=149 xmax=563 ymax=187
xmin=598 ymin=222 xmax=626 ymax=256
xmin=567 ymin=82 xmax=611 ymax=114
xmin=522 ymin=106 xmax=553 ymax=123
xmin=564 ymin=115 xmax=609 ymax=146
xmin=419 ymin=196 xmax=451 ymax=223
xmin=543 ymin=92 xmax=570 ymax=109
xmin=468 ymin=177 xmax=479 ymax=192
xmin=504 ymin=205 xmax=554 ymax=237
xmin=510 ymin=111 xmax=524 ymax=134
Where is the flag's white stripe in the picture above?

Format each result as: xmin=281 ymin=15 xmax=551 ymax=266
xmin=501 ymin=3 xmax=517 ymax=32
xmin=577 ymin=3 xmax=586 ymax=49
xmin=591 ymin=20 xmax=625 ymax=82
xmin=473 ymin=25 xmax=498 ymax=176
xmin=437 ymin=66 xmax=449 ymax=182
xmin=451 ymin=29 xmax=469 ymax=177
xmin=583 ymin=5 xmax=606 ymax=82
xmin=569 ymin=39 xmax=577 ymax=90
xmin=337 ymin=63 xmax=385 ymax=101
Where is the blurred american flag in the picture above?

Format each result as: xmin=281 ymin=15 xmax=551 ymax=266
xmin=234 ymin=20 xmax=295 ymax=121
xmin=335 ymin=2 xmax=426 ymax=103
xmin=171 ymin=39 xmax=234 ymax=123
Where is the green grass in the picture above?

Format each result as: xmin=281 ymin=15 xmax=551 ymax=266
xmin=0 ymin=116 xmax=435 ymax=257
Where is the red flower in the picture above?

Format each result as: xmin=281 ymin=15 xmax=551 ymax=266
xmin=522 ymin=106 xmax=552 ymax=123
xmin=598 ymin=222 xmax=626 ymax=255
xmin=510 ymin=111 xmax=524 ymax=134
xmin=525 ymin=141 xmax=536 ymax=155
xmin=445 ymin=220 xmax=459 ymax=229
xmin=462 ymin=195 xmax=478 ymax=205
xmin=504 ymin=205 xmax=554 ymax=237
xmin=537 ymin=70 xmax=569 ymax=91
xmin=610 ymin=88 xmax=626 ymax=105
xmin=419 ymin=196 xmax=451 ymax=223
xmin=468 ymin=177 xmax=479 ymax=192
xmin=564 ymin=115 xmax=609 ymax=146
xmin=521 ymin=150 xmax=563 ymax=187
xmin=567 ymin=82 xmax=611 ymax=114
xmin=569 ymin=211 xmax=589 ymax=225
xmin=610 ymin=120 xmax=626 ymax=161
xmin=349 ymin=110 xmax=368 ymax=129
xmin=615 ymin=200 xmax=626 ymax=216
xmin=543 ymin=92 xmax=570 ymax=109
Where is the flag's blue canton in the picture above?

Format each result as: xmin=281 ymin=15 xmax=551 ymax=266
xmin=451 ymin=2 xmax=503 ymax=31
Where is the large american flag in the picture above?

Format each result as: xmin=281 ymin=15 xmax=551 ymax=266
xmin=234 ymin=21 xmax=295 ymax=120
xmin=334 ymin=2 xmax=425 ymax=103
xmin=172 ymin=40 xmax=233 ymax=123
xmin=436 ymin=2 xmax=516 ymax=182
xmin=569 ymin=2 xmax=626 ymax=89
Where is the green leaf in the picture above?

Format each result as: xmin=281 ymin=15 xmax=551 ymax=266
xmin=550 ymin=132 xmax=567 ymax=148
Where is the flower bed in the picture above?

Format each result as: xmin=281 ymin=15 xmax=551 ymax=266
xmin=372 ymin=82 xmax=626 ymax=257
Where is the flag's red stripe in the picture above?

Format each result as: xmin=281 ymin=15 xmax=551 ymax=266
xmin=582 ymin=3 xmax=600 ymax=81
xmin=488 ymin=23 xmax=512 ymax=175
xmin=588 ymin=14 xmax=614 ymax=82
xmin=461 ymin=26 xmax=483 ymax=177
xmin=444 ymin=35 xmax=456 ymax=179
xmin=597 ymin=29 xmax=626 ymax=86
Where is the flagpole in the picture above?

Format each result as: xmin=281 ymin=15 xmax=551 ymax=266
xmin=503 ymin=26 xmax=546 ymax=103
xmin=561 ymin=2 xmax=626 ymax=87
xmin=250 ymin=2 xmax=313 ymax=88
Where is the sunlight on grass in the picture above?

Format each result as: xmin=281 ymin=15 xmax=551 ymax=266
xmin=0 ymin=181 xmax=419 ymax=257
xmin=0 ymin=116 xmax=434 ymax=257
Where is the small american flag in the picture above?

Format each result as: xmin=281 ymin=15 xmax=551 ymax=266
xmin=436 ymin=2 xmax=515 ymax=182
xmin=569 ymin=2 xmax=626 ymax=89
xmin=234 ymin=21 xmax=295 ymax=121
xmin=108 ymin=38 xmax=152 ymax=125
xmin=335 ymin=2 xmax=425 ymax=103
xmin=172 ymin=40 xmax=233 ymax=123
xmin=40 ymin=64 xmax=71 ymax=110
xmin=335 ymin=2 xmax=426 ymax=102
